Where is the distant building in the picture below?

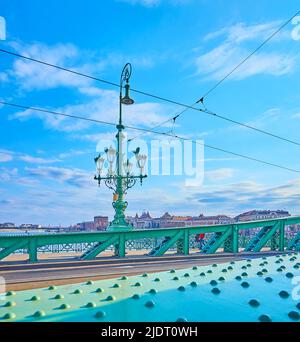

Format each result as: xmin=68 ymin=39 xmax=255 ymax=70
xmin=0 ymin=222 xmax=15 ymax=228
xmin=19 ymin=224 xmax=42 ymax=229
xmin=94 ymin=216 xmax=108 ymax=231
xmin=79 ymin=221 xmax=95 ymax=231
xmin=235 ymin=210 xmax=290 ymax=222
xmin=127 ymin=212 xmax=234 ymax=229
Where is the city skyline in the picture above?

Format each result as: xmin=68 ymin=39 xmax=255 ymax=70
xmin=0 ymin=0 xmax=300 ymax=225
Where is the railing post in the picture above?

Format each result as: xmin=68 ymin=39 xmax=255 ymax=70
xmin=183 ymin=229 xmax=189 ymax=255
xmin=279 ymin=220 xmax=285 ymax=252
xmin=232 ymin=225 xmax=239 ymax=253
xmin=28 ymin=238 xmax=38 ymax=263
xmin=118 ymin=234 xmax=126 ymax=257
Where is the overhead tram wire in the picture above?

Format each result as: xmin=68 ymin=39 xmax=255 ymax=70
xmin=128 ymin=8 xmax=300 ymax=144
xmin=0 ymin=6 xmax=300 ymax=146
xmin=0 ymin=7 xmax=299 ymax=146
xmin=1 ymin=99 xmax=300 ymax=175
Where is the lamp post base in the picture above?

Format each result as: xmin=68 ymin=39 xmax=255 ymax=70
xmin=107 ymin=223 xmax=134 ymax=232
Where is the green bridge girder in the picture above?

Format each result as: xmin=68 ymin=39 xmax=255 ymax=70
xmin=0 ymin=216 xmax=300 ymax=262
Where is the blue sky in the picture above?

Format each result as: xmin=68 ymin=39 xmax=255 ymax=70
xmin=0 ymin=0 xmax=300 ymax=225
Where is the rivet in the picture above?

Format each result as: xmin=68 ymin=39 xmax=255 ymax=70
xmin=60 ymin=304 xmax=71 ymax=310
xmin=262 ymin=257 xmax=267 ymax=260
xmin=230 ymin=261 xmax=235 ymax=264
xmin=178 ymin=286 xmax=185 ymax=291
xmin=276 ymin=268 xmax=283 ymax=272
xmin=210 ymin=280 xmax=218 ymax=286
xmin=142 ymin=273 xmax=148 ymax=277
xmin=113 ymin=283 xmax=121 ymax=288
xmin=200 ymin=272 xmax=206 ymax=277
xmin=190 ymin=281 xmax=197 ymax=287
xmin=279 ymin=290 xmax=289 ymax=299
xmin=170 ymin=269 xmax=176 ymax=273
xmin=296 ymin=302 xmax=300 ymax=310
xmin=173 ymin=276 xmax=179 ymax=281
xmin=95 ymin=311 xmax=106 ymax=319
xmin=235 ymin=276 xmax=242 ymax=281
xmin=265 ymin=277 xmax=273 ymax=283
xmin=149 ymin=289 xmax=157 ymax=294
xmin=259 ymin=263 xmax=264 ymax=267
xmin=280 ymin=265 xmax=286 ymax=270
xmin=120 ymin=276 xmax=128 ymax=280
xmin=95 ymin=288 xmax=104 ymax=293
xmin=227 ymin=266 xmax=233 ymax=270
xmin=211 ymin=287 xmax=221 ymax=295
xmin=275 ymin=260 xmax=281 ymax=264
xmin=212 ymin=264 xmax=217 ymax=268
xmin=6 ymin=291 xmax=16 ymax=296
xmin=249 ymin=299 xmax=260 ymax=307
xmin=33 ymin=310 xmax=45 ymax=318
xmin=246 ymin=259 xmax=251 ymax=262
xmin=86 ymin=280 xmax=94 ymax=285
xmin=207 ymin=270 xmax=212 ymax=274
xmin=48 ymin=286 xmax=56 ymax=290
xmin=184 ymin=273 xmax=190 ymax=278
xmin=3 ymin=313 xmax=16 ymax=320
xmin=286 ymin=272 xmax=294 ymax=278
xmin=106 ymin=295 xmax=115 ymax=301
xmin=30 ymin=295 xmax=40 ymax=301
xmin=288 ymin=311 xmax=300 ymax=321
xmin=192 ymin=266 xmax=198 ymax=270
xmin=218 ymin=277 xmax=225 ymax=282
xmin=221 ymin=269 xmax=227 ymax=273
xmin=54 ymin=294 xmax=64 ymax=300
xmin=74 ymin=289 xmax=83 ymax=294
xmin=241 ymin=272 xmax=248 ymax=277
xmin=132 ymin=294 xmax=140 ymax=300
xmin=261 ymin=268 xmax=268 ymax=273
xmin=145 ymin=300 xmax=155 ymax=308
xmin=86 ymin=302 xmax=96 ymax=308
xmin=241 ymin=266 xmax=247 ymax=270
xmin=134 ymin=282 xmax=142 ymax=287
xmin=4 ymin=301 xmax=16 ymax=307
xmin=241 ymin=281 xmax=250 ymax=288
xmin=154 ymin=278 xmax=160 ymax=282
xmin=257 ymin=271 xmax=263 ymax=276
xmin=293 ymin=265 xmax=299 ymax=269
xmin=258 ymin=314 xmax=272 ymax=322
xmin=176 ymin=317 xmax=188 ymax=322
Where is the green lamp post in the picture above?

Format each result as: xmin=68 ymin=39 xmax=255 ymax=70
xmin=94 ymin=63 xmax=147 ymax=231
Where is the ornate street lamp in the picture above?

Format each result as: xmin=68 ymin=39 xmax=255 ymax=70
xmin=94 ymin=63 xmax=147 ymax=231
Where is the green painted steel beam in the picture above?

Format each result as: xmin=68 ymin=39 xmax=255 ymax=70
xmin=150 ymin=231 xmax=184 ymax=256
xmin=202 ymin=228 xmax=232 ymax=254
xmin=1 ymin=216 xmax=300 ymax=262
xmin=80 ymin=236 xmax=119 ymax=260
xmin=0 ymin=240 xmax=27 ymax=260
xmin=252 ymin=222 xmax=280 ymax=252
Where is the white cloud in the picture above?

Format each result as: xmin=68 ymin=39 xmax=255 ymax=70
xmin=0 ymin=149 xmax=60 ymax=164
xmin=118 ymin=0 xmax=161 ymax=6
xmin=0 ymin=150 xmax=13 ymax=162
xmin=11 ymin=86 xmax=174 ymax=132
xmin=5 ymin=42 xmax=93 ymax=90
xmin=205 ymin=168 xmax=235 ymax=181
xmin=194 ymin=21 xmax=297 ymax=80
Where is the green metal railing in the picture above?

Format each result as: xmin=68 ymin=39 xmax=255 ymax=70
xmin=0 ymin=216 xmax=300 ymax=262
